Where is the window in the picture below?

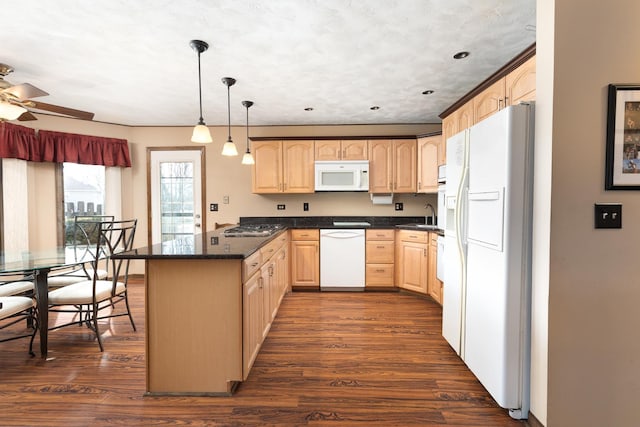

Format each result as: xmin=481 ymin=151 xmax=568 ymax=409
xmin=62 ymin=163 xmax=105 ymax=246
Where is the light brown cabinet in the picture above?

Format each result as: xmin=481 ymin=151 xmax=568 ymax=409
xmin=242 ymin=269 xmax=263 ymax=378
xmin=365 ymin=229 xmax=395 ymax=288
xmin=506 ymin=55 xmax=536 ymax=106
xmin=314 ymin=140 xmax=368 ymax=160
xmin=396 ymin=230 xmax=428 ymax=294
xmin=368 ymin=139 xmax=417 ymax=193
xmin=417 ymin=135 xmax=441 ymax=193
xmin=427 ymin=233 xmax=442 ymax=304
xmin=474 ymin=55 xmax=537 ymax=125
xmin=242 ymin=232 xmax=288 ymax=378
xmin=441 ymin=53 xmax=535 ymax=158
xmin=290 ymin=229 xmax=320 ymax=290
xmin=252 ymin=140 xmax=314 ymax=193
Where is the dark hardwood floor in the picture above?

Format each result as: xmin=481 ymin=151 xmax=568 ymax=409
xmin=0 ymin=279 xmax=525 ymax=426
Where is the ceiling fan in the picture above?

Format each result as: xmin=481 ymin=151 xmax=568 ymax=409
xmin=0 ymin=63 xmax=94 ymax=121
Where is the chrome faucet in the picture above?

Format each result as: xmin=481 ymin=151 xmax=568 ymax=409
xmin=425 ymin=203 xmax=436 ymax=226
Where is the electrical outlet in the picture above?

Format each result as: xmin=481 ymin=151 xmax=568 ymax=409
xmin=303 ymin=202 xmax=309 ymax=211
xmin=395 ymin=202 xmax=403 ymax=211
xmin=223 ymin=195 xmax=229 ymax=204
xmin=277 ymin=204 xmax=286 ymax=210
xmin=210 ymin=236 xmax=219 ymax=245
xmin=210 ymin=203 xmax=218 ymax=212
xmin=594 ymin=203 xmax=622 ymax=229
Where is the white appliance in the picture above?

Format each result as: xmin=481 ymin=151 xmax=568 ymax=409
xmin=436 ymin=234 xmax=445 ymax=282
xmin=437 ymin=183 xmax=446 ymax=231
xmin=319 ymin=228 xmax=365 ymax=290
xmin=315 ymin=161 xmax=369 ymax=192
xmin=442 ymin=103 xmax=534 ymax=420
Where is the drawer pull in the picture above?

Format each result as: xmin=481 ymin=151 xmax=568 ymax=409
xmin=376 ymin=245 xmax=385 ymax=249
xmin=375 ymin=269 xmax=386 ymax=273
xmin=251 ymin=262 xmax=259 ymax=267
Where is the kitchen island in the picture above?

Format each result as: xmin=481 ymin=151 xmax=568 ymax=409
xmin=114 ymin=228 xmax=288 ymax=396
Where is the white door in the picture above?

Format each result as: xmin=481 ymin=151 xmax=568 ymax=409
xmin=149 ymin=149 xmax=205 ymax=245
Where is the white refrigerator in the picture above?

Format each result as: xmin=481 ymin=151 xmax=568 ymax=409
xmin=442 ymin=103 xmax=534 ymax=420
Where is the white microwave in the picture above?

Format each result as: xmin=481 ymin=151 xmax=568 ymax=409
xmin=314 ymin=160 xmax=369 ymax=192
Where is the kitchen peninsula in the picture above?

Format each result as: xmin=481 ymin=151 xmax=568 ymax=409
xmin=116 ymin=216 xmax=427 ymax=395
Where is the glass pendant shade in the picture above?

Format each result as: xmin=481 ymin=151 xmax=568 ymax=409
xmin=191 ymin=122 xmax=212 ymax=143
xmin=241 ymin=151 xmax=255 ymax=165
xmin=0 ymin=101 xmax=27 ymax=120
xmin=222 ymin=139 xmax=238 ymax=156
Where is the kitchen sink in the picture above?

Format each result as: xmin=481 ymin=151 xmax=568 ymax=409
xmin=407 ymin=224 xmax=439 ymax=230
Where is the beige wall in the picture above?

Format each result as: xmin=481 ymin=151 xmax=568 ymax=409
xmin=535 ymin=1 xmax=640 ymax=426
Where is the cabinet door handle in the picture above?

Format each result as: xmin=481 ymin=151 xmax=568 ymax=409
xmin=504 ymin=96 xmax=509 ymax=106
xmin=424 ymin=249 xmax=427 ymax=256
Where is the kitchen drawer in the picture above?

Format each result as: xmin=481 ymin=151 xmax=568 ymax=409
xmin=243 ymin=251 xmax=262 ymax=281
xmin=291 ymin=229 xmax=319 ymax=241
xmin=397 ymin=229 xmax=429 ymax=243
xmin=366 ymin=241 xmax=394 ymax=263
xmin=366 ymin=229 xmax=394 ymax=240
xmin=261 ymin=236 xmax=285 ymax=261
xmin=366 ymin=264 xmax=395 ymax=287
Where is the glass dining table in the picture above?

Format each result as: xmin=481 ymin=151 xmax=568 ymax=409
xmin=0 ymin=247 xmax=92 ymax=358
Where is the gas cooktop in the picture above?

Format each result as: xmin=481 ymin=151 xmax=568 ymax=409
xmin=223 ymin=224 xmax=284 ymax=237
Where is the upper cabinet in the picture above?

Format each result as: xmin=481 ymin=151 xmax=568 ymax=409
xmin=440 ymin=45 xmax=536 ymax=148
xmin=368 ymin=139 xmax=416 ymax=194
xmin=252 ymin=140 xmax=314 ymax=194
xmin=417 ymin=135 xmax=441 ymax=193
xmin=506 ymin=55 xmax=536 ymax=106
xmin=314 ymin=140 xmax=368 ymax=161
xmin=474 ymin=55 xmax=536 ymax=123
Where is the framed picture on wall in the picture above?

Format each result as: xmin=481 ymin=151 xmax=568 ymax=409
xmin=606 ymin=84 xmax=640 ymax=190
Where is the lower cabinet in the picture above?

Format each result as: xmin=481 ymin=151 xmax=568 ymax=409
xmin=243 ymin=271 xmax=263 ymax=378
xmin=290 ymin=229 xmax=320 ymax=290
xmin=397 ymin=233 xmax=428 ymax=294
xmin=242 ymin=231 xmax=289 ymax=379
xmin=365 ymin=229 xmax=395 ymax=288
xmin=427 ymin=233 xmax=443 ymax=304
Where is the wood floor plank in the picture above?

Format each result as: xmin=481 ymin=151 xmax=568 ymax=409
xmin=0 ymin=279 xmax=525 ymax=426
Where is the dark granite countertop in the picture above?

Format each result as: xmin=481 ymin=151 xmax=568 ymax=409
xmin=113 ymin=229 xmax=285 ymax=260
xmin=115 ymin=217 xmax=444 ymax=261
xmin=239 ymin=216 xmax=427 ymax=229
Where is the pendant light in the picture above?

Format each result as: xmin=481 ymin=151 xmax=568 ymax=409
xmin=189 ymin=40 xmax=212 ymax=143
xmin=221 ymin=77 xmax=238 ymax=156
xmin=241 ymin=100 xmax=255 ymax=165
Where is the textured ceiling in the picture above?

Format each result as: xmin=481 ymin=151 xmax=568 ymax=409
xmin=0 ymin=0 xmax=535 ymax=127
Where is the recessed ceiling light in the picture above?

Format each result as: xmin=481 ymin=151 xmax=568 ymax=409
xmin=304 ymin=107 xmax=314 ymax=111
xmin=422 ymin=90 xmax=434 ymax=95
xmin=453 ymin=51 xmax=470 ymax=59
xmin=370 ymin=106 xmax=380 ymax=110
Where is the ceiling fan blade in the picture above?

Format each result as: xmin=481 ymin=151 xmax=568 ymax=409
xmin=29 ymin=101 xmax=95 ymax=120
xmin=5 ymin=83 xmax=49 ymax=100
xmin=17 ymin=111 xmax=38 ymax=121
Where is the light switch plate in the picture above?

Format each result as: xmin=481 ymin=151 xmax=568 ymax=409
xmin=594 ymin=203 xmax=622 ymax=229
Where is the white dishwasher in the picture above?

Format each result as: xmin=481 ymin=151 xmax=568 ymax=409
xmin=320 ymin=229 xmax=365 ymax=291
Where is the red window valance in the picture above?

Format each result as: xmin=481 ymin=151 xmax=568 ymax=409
xmin=0 ymin=122 xmax=131 ymax=167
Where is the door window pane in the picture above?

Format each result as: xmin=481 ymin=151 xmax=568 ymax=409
xmin=159 ymin=161 xmax=195 ymax=242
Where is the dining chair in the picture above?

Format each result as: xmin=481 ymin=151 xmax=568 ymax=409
xmin=0 ymin=272 xmax=38 ymax=356
xmin=48 ymin=219 xmax=137 ymax=351
xmin=0 ymin=272 xmax=35 ymax=297
xmin=47 ymin=215 xmax=115 ymax=288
